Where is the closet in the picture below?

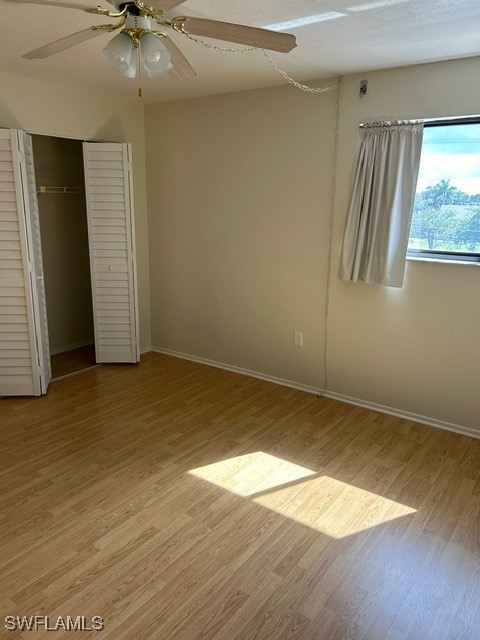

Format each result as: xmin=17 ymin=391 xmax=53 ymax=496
xmin=33 ymin=135 xmax=95 ymax=379
xmin=0 ymin=128 xmax=140 ymax=397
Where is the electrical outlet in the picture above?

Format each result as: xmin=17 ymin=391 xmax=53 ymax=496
xmin=293 ymin=330 xmax=304 ymax=347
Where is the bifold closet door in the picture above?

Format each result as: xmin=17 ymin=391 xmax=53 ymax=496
xmin=83 ymin=142 xmax=140 ymax=363
xmin=0 ymin=129 xmax=50 ymax=396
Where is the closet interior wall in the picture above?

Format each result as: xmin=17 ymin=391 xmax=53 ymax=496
xmin=32 ymin=135 xmax=94 ymax=361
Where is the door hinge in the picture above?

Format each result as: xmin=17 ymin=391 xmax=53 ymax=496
xmin=18 ymin=151 xmax=25 ymax=164
xmin=127 ymin=161 xmax=133 ymax=173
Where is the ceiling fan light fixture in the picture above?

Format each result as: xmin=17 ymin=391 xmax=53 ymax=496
xmin=144 ymin=60 xmax=173 ymax=78
xmin=140 ymin=32 xmax=172 ymax=77
xmin=102 ymin=31 xmax=136 ymax=77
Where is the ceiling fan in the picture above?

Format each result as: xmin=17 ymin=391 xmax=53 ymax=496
xmin=10 ymin=0 xmax=297 ymax=82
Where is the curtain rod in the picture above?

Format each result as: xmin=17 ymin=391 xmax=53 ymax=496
xmin=359 ymin=114 xmax=480 ymax=128
xmin=359 ymin=120 xmax=423 ymax=128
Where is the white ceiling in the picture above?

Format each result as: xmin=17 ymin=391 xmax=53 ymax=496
xmin=2 ymin=0 xmax=480 ymax=103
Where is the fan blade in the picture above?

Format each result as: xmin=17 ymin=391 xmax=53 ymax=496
xmin=147 ymin=0 xmax=186 ymax=11
xmin=162 ymin=36 xmax=197 ymax=79
xmin=179 ymin=17 xmax=297 ymax=53
xmin=23 ymin=28 xmax=105 ymax=59
xmin=8 ymin=0 xmax=97 ymax=10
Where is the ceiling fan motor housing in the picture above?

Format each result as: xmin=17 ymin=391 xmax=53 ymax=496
xmin=113 ymin=1 xmax=142 ymax=16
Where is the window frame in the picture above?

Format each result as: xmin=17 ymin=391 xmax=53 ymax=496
xmin=407 ymin=116 xmax=480 ymax=263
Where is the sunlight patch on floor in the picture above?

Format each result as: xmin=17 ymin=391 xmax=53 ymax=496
xmin=189 ymin=452 xmax=317 ymax=497
xmin=189 ymin=452 xmax=416 ymax=538
xmin=253 ymin=475 xmax=416 ymax=538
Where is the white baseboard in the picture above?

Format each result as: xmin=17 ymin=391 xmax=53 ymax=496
xmin=323 ymin=391 xmax=480 ymax=438
xmin=140 ymin=346 xmax=152 ymax=355
xmin=151 ymin=346 xmax=479 ymax=441
xmin=323 ymin=391 xmax=480 ymax=440
xmin=151 ymin=347 xmax=324 ymax=396
xmin=50 ymin=340 xmax=94 ymax=355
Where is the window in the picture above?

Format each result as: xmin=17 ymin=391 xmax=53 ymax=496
xmin=407 ymin=119 xmax=480 ymax=262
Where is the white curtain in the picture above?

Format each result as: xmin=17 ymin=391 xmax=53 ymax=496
xmin=339 ymin=121 xmax=424 ymax=287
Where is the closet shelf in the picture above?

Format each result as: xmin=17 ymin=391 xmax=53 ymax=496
xmin=37 ymin=186 xmax=85 ymax=195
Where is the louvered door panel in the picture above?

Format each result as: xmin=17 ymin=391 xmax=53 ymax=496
xmin=0 ymin=129 xmax=41 ymax=395
xmin=83 ymin=142 xmax=139 ymax=363
xmin=20 ymin=132 xmax=51 ymax=391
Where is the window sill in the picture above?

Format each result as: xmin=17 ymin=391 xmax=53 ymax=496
xmin=407 ymin=256 xmax=480 ymax=266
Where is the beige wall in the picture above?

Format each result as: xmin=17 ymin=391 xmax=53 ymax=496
xmin=33 ymin=135 xmax=94 ymax=353
xmin=146 ymin=57 xmax=480 ymax=433
xmin=0 ymin=71 xmax=151 ymax=350
xmin=145 ymin=82 xmax=338 ymax=388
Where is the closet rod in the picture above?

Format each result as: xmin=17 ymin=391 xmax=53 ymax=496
xmin=37 ymin=186 xmax=85 ymax=195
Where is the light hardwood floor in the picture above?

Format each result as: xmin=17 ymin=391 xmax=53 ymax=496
xmin=1 ymin=352 xmax=479 ymax=639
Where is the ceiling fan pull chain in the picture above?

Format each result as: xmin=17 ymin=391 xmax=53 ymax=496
xmin=182 ymin=32 xmax=255 ymax=54
xmin=137 ymin=45 xmax=143 ymax=97
xmin=182 ymin=32 xmax=337 ymax=95
xmin=260 ymin=50 xmax=336 ymax=94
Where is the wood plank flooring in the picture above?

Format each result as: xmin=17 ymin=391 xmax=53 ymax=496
xmin=0 ymin=352 xmax=479 ymax=639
